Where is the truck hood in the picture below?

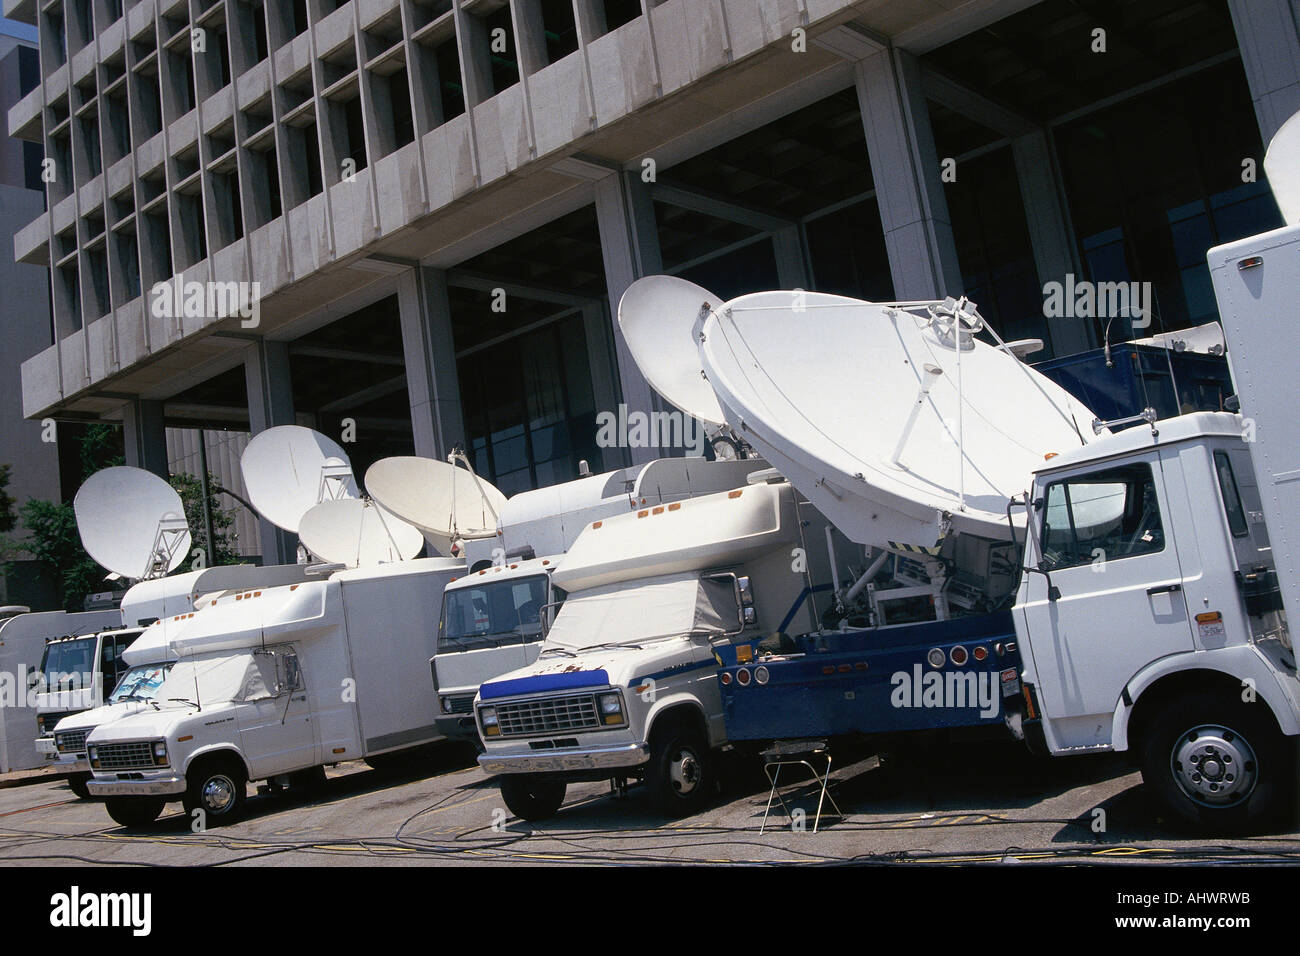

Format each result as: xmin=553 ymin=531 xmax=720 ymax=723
xmin=479 ymin=638 xmax=693 ymax=701
xmin=56 ymin=700 xmax=153 ymax=732
xmin=85 ymin=703 xmax=210 ymax=744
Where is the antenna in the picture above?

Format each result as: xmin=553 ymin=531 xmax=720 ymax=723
xmin=74 ymin=466 xmax=192 ymax=581
xmin=297 ymin=498 xmax=425 ymax=567
xmin=240 ymin=426 xmax=358 ymax=532
xmin=364 ymin=456 xmax=508 ymax=556
xmin=697 ymin=290 xmax=1103 ymax=547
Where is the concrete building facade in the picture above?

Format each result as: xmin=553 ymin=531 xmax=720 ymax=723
xmin=5 ymin=0 xmax=1297 ymax=562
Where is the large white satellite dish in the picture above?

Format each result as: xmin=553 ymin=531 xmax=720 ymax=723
xmin=298 ymin=498 xmax=425 ymax=567
xmin=1265 ymin=108 xmax=1300 ymax=226
xmin=240 ymin=425 xmax=358 ymax=533
xmin=365 ymin=456 xmax=506 ymax=555
xmin=74 ymin=466 xmax=191 ymax=580
xmin=618 ymin=275 xmax=728 ymax=427
xmin=698 ymin=292 xmax=1103 ymax=547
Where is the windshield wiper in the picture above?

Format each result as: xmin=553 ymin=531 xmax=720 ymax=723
xmin=538 ymin=645 xmax=577 ymax=657
xmin=577 ymin=640 xmax=646 ymax=651
xmin=166 ymin=697 xmax=199 ymax=708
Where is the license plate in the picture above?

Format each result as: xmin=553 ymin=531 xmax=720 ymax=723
xmin=1198 ymin=620 xmax=1226 ymax=641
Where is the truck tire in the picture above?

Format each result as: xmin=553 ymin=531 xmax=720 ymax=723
xmin=183 ymin=758 xmax=247 ymax=827
xmin=67 ymin=773 xmax=92 ymax=800
xmin=645 ymin=721 xmax=717 ymax=817
xmin=105 ymin=797 xmax=164 ymax=828
xmin=1140 ymin=692 xmax=1294 ymax=832
xmin=499 ymin=775 xmax=566 ymax=821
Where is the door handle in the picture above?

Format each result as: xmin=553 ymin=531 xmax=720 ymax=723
xmin=1146 ymin=583 xmax=1182 ymax=596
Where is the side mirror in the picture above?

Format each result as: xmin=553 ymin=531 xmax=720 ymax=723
xmin=1025 ymin=564 xmax=1061 ymax=602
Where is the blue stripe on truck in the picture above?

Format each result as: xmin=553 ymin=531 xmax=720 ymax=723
xmin=480 ymin=669 xmax=612 ymax=700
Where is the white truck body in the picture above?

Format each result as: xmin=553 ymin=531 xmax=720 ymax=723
xmin=1008 ymin=219 xmax=1300 ymax=826
xmin=0 ymin=608 xmax=121 ymax=772
xmin=475 ymin=479 xmax=841 ymax=818
xmin=437 ymin=455 xmax=769 ymax=747
xmin=85 ymin=557 xmax=461 ymax=825
xmin=33 ymin=563 xmax=312 ymax=766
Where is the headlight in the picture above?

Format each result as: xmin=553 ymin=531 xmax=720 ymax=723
xmin=597 ymin=692 xmax=625 ymax=725
xmin=479 ymin=706 xmax=499 ymax=736
xmin=87 ymin=745 xmax=99 ymax=769
xmin=152 ymin=740 xmax=168 ymax=766
xmin=440 ymin=696 xmax=452 ymax=714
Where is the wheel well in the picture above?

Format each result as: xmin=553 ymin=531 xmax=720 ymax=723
xmin=1128 ymin=669 xmax=1283 ymax=752
xmin=186 ymin=749 xmax=248 ymax=783
xmin=648 ymin=702 xmax=708 ymax=745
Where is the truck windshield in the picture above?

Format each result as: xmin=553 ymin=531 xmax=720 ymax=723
xmin=544 ymin=574 xmax=738 ymax=650
xmin=40 ymin=636 xmax=97 ymax=690
xmin=108 ymin=663 xmax=174 ymax=703
xmin=439 ymin=575 xmax=552 ymax=651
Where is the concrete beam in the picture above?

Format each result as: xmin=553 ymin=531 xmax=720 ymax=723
xmin=920 ymin=67 xmax=1034 ymax=138
xmin=244 ymin=339 xmax=297 ymax=565
xmin=398 ymin=266 xmax=466 ymax=460
xmin=120 ymin=398 xmax=169 ymax=478
xmin=1228 ymin=0 xmax=1300 ymax=143
xmin=854 ymin=48 xmax=964 ymax=300
xmin=650 ymin=182 xmax=795 ymax=233
xmin=594 ymin=169 xmax=663 ymax=466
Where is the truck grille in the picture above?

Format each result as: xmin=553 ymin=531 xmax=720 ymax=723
xmin=93 ymin=742 xmax=156 ymax=771
xmin=37 ymin=711 xmax=78 ymax=736
xmin=448 ymin=695 xmax=474 ymax=715
xmin=55 ymin=729 xmax=89 ymax=753
xmin=496 ymin=694 xmax=601 ymax=737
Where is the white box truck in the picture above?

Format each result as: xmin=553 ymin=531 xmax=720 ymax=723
xmin=475 ymin=478 xmax=844 ymax=819
xmin=434 ymin=456 xmax=763 ymax=748
xmin=85 ymin=557 xmax=461 ymax=828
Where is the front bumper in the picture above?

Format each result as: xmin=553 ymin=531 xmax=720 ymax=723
xmin=479 ymin=741 xmax=650 ymax=775
xmin=435 ymin=715 xmax=481 ymax=745
xmin=87 ymin=772 xmax=185 ymax=798
xmin=55 ymin=754 xmax=90 ymax=773
xmin=35 ymin=737 xmax=56 ymax=757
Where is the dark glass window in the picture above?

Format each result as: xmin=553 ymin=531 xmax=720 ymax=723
xmin=1040 ymin=463 xmax=1165 ymax=570
xmin=806 ymin=197 xmax=894 ymax=303
xmin=1213 ymin=451 xmax=1248 ymax=539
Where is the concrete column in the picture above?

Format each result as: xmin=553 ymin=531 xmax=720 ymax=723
xmin=581 ymin=300 xmax=622 ymax=472
xmin=244 ymin=338 xmax=297 ymax=565
xmin=593 ymin=169 xmax=663 ymax=466
xmin=1012 ymin=129 xmax=1092 ymax=356
xmin=773 ymin=226 xmax=810 ymax=291
xmin=1229 ymin=0 xmax=1300 ymax=143
xmin=121 ymin=398 xmax=168 ymax=478
xmin=397 ymin=266 xmax=466 ymax=461
xmin=854 ymin=49 xmax=964 ymax=301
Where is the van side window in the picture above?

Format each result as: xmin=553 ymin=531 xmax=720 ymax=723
xmin=1040 ymin=463 xmax=1165 ymax=570
xmin=1213 ymin=451 xmax=1249 ymax=538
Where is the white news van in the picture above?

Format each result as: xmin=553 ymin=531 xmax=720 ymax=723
xmin=34 ymin=564 xmax=311 ymax=793
xmin=85 ymin=558 xmax=461 ymax=828
xmin=432 ymin=456 xmax=764 ymax=747
xmin=475 ymin=477 xmax=842 ymax=819
xmin=0 ymin=608 xmax=120 ymax=774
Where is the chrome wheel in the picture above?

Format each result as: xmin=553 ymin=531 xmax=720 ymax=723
xmin=668 ymin=747 xmax=702 ymax=796
xmin=201 ymin=773 xmax=238 ymax=814
xmin=1170 ymin=724 xmax=1258 ymax=808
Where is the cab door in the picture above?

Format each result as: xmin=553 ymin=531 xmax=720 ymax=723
xmin=1018 ymin=454 xmax=1196 ymax=750
xmin=237 ymin=647 xmax=317 ymax=778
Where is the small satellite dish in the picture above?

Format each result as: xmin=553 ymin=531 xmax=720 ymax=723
xmin=618 ymin=275 xmax=728 ymax=427
xmin=298 ymin=498 xmax=425 ymax=567
xmin=240 ymin=426 xmax=358 ymax=533
xmin=1265 ymin=108 xmax=1300 ymax=226
xmin=698 ymin=292 xmax=1102 ymax=546
xmin=365 ymin=456 xmax=507 ymax=554
xmin=74 ymin=466 xmax=192 ymax=580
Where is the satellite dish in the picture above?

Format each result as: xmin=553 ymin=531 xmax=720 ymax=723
xmin=240 ymin=426 xmax=358 ymax=533
xmin=698 ymin=293 xmax=1102 ymax=546
xmin=74 ymin=466 xmax=192 ymax=580
xmin=1265 ymin=108 xmax=1300 ymax=226
xmin=618 ymin=275 xmax=728 ymax=427
xmin=298 ymin=498 xmax=425 ymax=567
xmin=365 ymin=456 xmax=506 ymax=554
